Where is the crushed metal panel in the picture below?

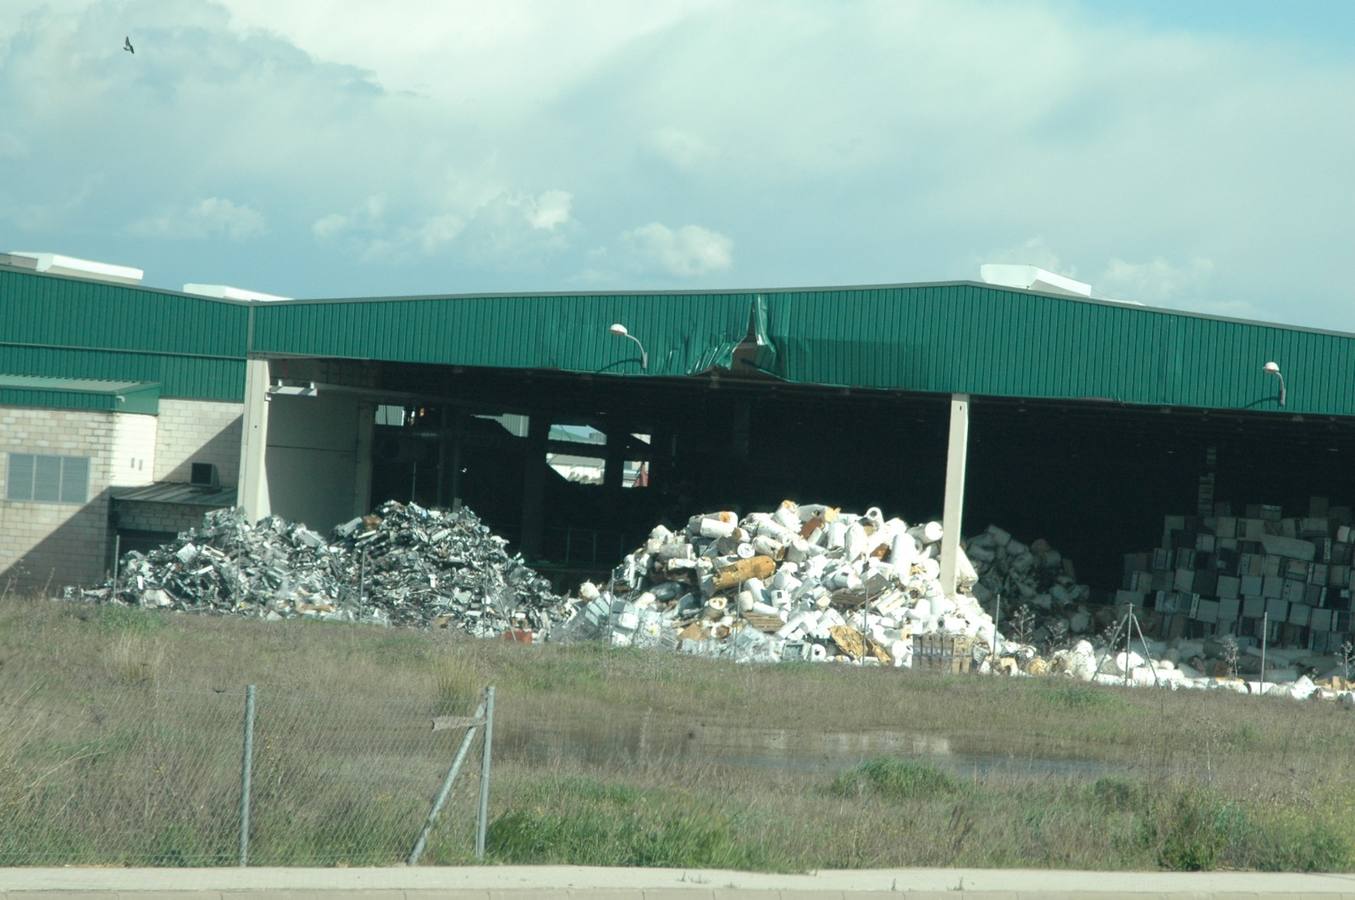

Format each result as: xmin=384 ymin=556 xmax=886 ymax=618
xmin=250 ymin=292 xmax=758 ymax=378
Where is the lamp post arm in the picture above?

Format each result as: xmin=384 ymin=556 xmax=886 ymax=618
xmin=626 ymin=334 xmax=648 ymax=370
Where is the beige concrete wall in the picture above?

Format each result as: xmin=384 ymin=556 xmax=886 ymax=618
xmin=154 ymin=399 xmax=243 ymax=485
xmin=2 ymin=865 xmax=1354 ymax=898
xmin=0 ymin=407 xmax=118 ymax=589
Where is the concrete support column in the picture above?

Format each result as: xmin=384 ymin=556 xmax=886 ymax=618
xmin=353 ymin=401 xmax=375 ymax=518
xmin=237 ymin=358 xmax=272 ymax=523
xmin=519 ymin=415 xmax=549 ymax=558
xmin=939 ymin=393 xmax=970 ymax=597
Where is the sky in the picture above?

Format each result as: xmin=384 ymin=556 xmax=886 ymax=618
xmin=2 ymin=0 xmax=1354 ymax=329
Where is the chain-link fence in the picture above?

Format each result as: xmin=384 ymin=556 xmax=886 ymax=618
xmin=0 ymin=681 xmax=494 ymax=867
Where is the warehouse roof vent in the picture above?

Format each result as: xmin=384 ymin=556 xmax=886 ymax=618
xmin=979 ymin=264 xmax=1091 ymax=299
xmin=1 ymin=251 xmax=144 ymax=285
xmin=182 ymin=283 xmax=291 ymax=302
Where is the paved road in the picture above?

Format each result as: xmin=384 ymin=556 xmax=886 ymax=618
xmin=3 ymin=866 xmax=1355 ymax=898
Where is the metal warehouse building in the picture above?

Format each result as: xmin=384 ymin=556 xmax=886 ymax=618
xmin=1 ymin=258 xmax=1352 ymax=629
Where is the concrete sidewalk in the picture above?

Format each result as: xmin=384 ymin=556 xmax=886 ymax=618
xmin=3 ymin=866 xmax=1355 ymax=899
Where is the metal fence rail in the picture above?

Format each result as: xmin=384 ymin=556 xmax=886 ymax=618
xmin=0 ymin=682 xmax=494 ymax=867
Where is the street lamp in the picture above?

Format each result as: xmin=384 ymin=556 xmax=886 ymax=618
xmin=608 ymin=323 xmax=648 ymax=370
xmin=1262 ymin=361 xmax=1286 ymax=407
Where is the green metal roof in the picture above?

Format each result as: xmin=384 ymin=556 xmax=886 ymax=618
xmin=3 ymin=263 xmax=1355 ymax=417
xmin=250 ymin=292 xmax=751 ymax=377
xmin=0 ymin=267 xmax=247 ymax=401
xmin=110 ymin=482 xmax=235 ymax=506
xmin=0 ymin=374 xmax=159 ymax=414
xmin=253 ymin=283 xmax=1355 ymax=416
xmin=751 ymin=283 xmax=1350 ymax=414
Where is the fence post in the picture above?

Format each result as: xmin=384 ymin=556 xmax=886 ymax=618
xmin=1261 ymin=611 xmax=1268 ymax=692
xmin=239 ymin=684 xmax=256 ymax=867
xmin=111 ymin=533 xmax=121 ymax=594
xmin=474 ymin=686 xmax=495 ymax=860
xmin=408 ymin=695 xmax=487 ymax=866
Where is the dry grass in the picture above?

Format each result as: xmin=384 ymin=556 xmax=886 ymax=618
xmin=103 ymin=632 xmax=167 ymax=687
xmin=2 ymin=594 xmax=1355 ymax=870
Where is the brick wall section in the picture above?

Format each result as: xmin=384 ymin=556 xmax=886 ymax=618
xmin=0 ymin=407 xmax=121 ymax=589
xmin=115 ymin=500 xmax=214 ymax=536
xmin=154 ymin=399 xmax=243 ymax=486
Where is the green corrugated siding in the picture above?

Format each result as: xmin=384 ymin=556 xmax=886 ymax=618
xmin=252 ymin=293 xmax=754 ymax=377
xmin=756 ymin=284 xmax=1355 ymax=415
xmin=5 ymin=267 xmax=1355 ymax=416
xmin=0 ymin=269 xmax=248 ymax=401
xmin=116 ymin=383 xmax=160 ymax=415
xmin=0 ymin=345 xmax=243 ymax=401
xmin=0 ymin=387 xmax=114 ymax=412
xmin=0 ymin=381 xmax=159 ymax=414
xmin=0 ymin=268 xmax=248 ymax=357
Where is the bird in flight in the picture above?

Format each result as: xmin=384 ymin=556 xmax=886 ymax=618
xmin=123 ymin=35 xmax=134 ymax=54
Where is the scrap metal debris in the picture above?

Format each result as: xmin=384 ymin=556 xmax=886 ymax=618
xmin=65 ymin=502 xmax=571 ymax=636
xmin=564 ymin=501 xmax=1355 ymax=704
xmin=965 ymin=525 xmax=1110 ymax=644
xmin=563 ymin=502 xmax=999 ymax=666
xmin=62 ymin=487 xmax=1355 ymax=704
xmin=963 ymin=514 xmax=1355 ymax=703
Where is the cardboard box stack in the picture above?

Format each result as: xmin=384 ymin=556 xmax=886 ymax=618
xmin=1120 ymin=497 xmax=1354 ymax=651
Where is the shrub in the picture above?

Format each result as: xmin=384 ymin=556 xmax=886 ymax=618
xmin=829 ymin=759 xmax=960 ymax=802
xmin=1041 ymin=683 xmax=1119 ymax=710
xmin=1090 ymin=776 xmax=1149 ymax=812
xmin=486 ymin=786 xmax=775 ymax=870
xmin=1240 ymin=815 xmax=1352 ymax=872
xmin=1153 ymin=790 xmax=1249 ymax=871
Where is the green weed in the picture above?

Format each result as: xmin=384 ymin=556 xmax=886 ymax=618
xmin=1040 ymin=682 xmax=1121 ymax=710
xmin=488 ymin=802 xmax=776 ymax=869
xmin=829 ymin=759 xmax=960 ymax=802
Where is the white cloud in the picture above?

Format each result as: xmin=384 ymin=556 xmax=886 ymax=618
xmin=5 ymin=0 xmax=1355 ymax=323
xmin=128 ymin=197 xmax=266 ymax=241
xmin=977 ymin=236 xmax=1071 ymax=278
xmin=217 ymin=0 xmax=718 ymax=103
xmin=622 ymin=222 xmax=732 ymax=277
xmin=974 ymin=240 xmax=1218 ymax=306
xmin=1098 ymin=256 xmax=1215 ymax=304
xmin=647 ymin=128 xmax=711 ymax=171
xmin=0 ymin=131 xmax=24 ymax=159
xmin=0 ymin=175 xmax=99 ymax=232
xmin=311 ymin=195 xmax=388 ymax=242
xmin=415 ymin=212 xmax=467 ymax=253
xmin=311 ymin=212 xmax=350 ymax=240
xmin=311 ymin=189 xmax=572 ymax=264
xmin=525 ymin=189 xmax=572 ymax=231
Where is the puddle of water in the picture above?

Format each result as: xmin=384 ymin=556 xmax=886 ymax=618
xmin=499 ymin=716 xmax=1118 ymax=778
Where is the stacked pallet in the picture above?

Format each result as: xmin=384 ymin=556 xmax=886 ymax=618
xmin=1120 ymin=498 xmax=1354 ymax=651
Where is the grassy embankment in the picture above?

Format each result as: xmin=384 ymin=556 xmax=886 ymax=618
xmin=1 ymin=595 xmax=1353 ymax=871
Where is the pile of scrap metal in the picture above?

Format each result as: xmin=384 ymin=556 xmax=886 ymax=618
xmin=564 ymin=504 xmax=1355 ymax=703
xmin=965 ymin=524 xmax=1355 ymax=703
xmin=65 ymin=502 xmax=572 ymax=636
xmin=562 ymin=501 xmax=1001 ymax=666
